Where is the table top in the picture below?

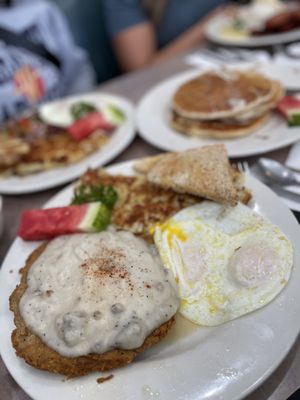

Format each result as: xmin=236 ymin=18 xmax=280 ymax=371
xmin=1 ymin=52 xmax=299 ymax=400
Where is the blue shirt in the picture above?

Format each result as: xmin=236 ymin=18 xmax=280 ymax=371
xmin=103 ymin=0 xmax=225 ymax=47
xmin=0 ymin=0 xmax=96 ymax=122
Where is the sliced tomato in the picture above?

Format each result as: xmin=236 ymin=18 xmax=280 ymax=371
xmin=277 ymin=96 xmax=300 ymax=118
xmin=18 ymin=204 xmax=89 ymax=240
xmin=68 ymin=111 xmax=115 ymax=141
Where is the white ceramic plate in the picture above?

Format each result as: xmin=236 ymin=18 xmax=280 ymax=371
xmin=256 ymin=61 xmax=300 ymax=92
xmin=205 ymin=14 xmax=300 ymax=47
xmin=137 ymin=69 xmax=300 ymax=158
xmin=1 ymin=160 xmax=300 ymax=400
xmin=0 ymin=93 xmax=136 ymax=194
xmin=269 ymin=186 xmax=300 ymax=213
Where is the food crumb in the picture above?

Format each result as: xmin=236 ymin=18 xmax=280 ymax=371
xmin=97 ymin=374 xmax=114 ymax=384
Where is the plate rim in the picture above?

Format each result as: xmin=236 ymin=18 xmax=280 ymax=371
xmin=1 ymin=159 xmax=300 ymax=400
xmin=0 ymin=93 xmax=136 ymax=195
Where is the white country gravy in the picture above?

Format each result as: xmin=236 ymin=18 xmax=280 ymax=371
xmin=19 ymin=230 xmax=179 ymax=357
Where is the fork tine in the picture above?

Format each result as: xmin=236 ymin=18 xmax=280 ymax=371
xmin=234 ymin=161 xmax=250 ymax=174
xmin=235 ymin=162 xmax=244 ymax=173
xmin=242 ymin=161 xmax=250 ymax=174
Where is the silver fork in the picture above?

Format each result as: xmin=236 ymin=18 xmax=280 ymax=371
xmin=235 ymin=161 xmax=250 ymax=174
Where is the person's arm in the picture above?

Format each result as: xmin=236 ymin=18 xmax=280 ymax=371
xmin=112 ymin=18 xmax=208 ymax=71
xmin=112 ymin=22 xmax=156 ymax=71
xmin=111 ymin=5 xmax=229 ymax=72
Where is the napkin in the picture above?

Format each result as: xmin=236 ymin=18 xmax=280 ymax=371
xmin=184 ymin=49 xmax=271 ymax=68
xmin=185 ymin=48 xmax=300 ymax=73
xmin=184 ymin=53 xmax=220 ymax=70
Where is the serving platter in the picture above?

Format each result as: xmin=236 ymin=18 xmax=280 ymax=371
xmin=137 ymin=69 xmax=300 ymax=158
xmin=0 ymin=93 xmax=136 ymax=194
xmin=1 ymin=160 xmax=300 ymax=400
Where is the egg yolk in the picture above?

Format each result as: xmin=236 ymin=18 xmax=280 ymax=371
xmin=153 ymin=221 xmax=187 ymax=247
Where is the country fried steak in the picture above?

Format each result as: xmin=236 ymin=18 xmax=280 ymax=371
xmin=10 ymin=243 xmax=175 ymax=378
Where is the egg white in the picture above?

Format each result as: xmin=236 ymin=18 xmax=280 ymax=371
xmin=153 ymin=202 xmax=293 ymax=326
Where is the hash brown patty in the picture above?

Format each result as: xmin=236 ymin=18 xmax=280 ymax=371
xmin=79 ymin=169 xmax=202 ymax=241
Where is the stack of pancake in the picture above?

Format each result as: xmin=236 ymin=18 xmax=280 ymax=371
xmin=171 ymin=69 xmax=284 ymax=139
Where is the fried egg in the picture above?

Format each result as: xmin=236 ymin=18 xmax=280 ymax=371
xmin=153 ymin=202 xmax=293 ymax=326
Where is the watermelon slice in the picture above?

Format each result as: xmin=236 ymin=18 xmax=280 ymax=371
xmin=68 ymin=111 xmax=115 ymax=141
xmin=277 ymin=96 xmax=300 ymax=126
xmin=18 ymin=202 xmax=111 ymax=241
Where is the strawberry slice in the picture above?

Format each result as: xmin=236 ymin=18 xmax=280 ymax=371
xmin=68 ymin=111 xmax=115 ymax=141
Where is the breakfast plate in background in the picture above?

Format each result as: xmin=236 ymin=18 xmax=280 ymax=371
xmin=0 ymin=93 xmax=135 ymax=195
xmin=137 ymin=69 xmax=300 ymax=158
xmin=205 ymin=0 xmax=300 ymax=47
xmin=205 ymin=14 xmax=300 ymax=47
xmin=1 ymin=159 xmax=300 ymax=400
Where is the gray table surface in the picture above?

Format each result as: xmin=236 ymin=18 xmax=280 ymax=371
xmin=0 ymin=53 xmax=299 ymax=400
